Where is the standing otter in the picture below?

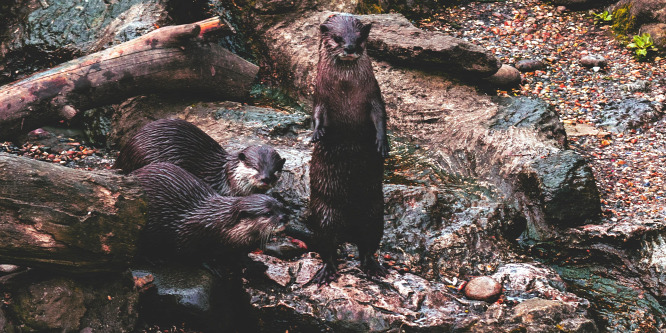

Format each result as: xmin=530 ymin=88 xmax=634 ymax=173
xmin=308 ymin=14 xmax=389 ymax=284
xmin=114 ymin=119 xmax=286 ymax=196
xmin=132 ymin=162 xmax=288 ymax=260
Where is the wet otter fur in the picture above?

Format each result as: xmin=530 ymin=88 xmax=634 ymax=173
xmin=308 ymin=14 xmax=389 ymax=285
xmin=114 ymin=119 xmax=286 ymax=196
xmin=132 ymin=162 xmax=288 ymax=260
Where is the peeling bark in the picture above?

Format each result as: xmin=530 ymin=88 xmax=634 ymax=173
xmin=0 ymin=153 xmax=145 ymax=273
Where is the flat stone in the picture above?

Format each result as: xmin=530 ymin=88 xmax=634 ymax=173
xmin=580 ymin=54 xmax=607 ymax=68
xmin=463 ymin=276 xmax=502 ymax=302
xmin=483 ymin=64 xmax=522 ymax=88
xmin=360 ymin=13 xmax=501 ymax=77
xmin=515 ymin=59 xmax=545 ymax=72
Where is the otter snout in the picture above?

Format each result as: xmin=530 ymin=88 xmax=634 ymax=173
xmin=256 ymin=172 xmax=278 ymax=190
xmin=343 ymin=44 xmax=357 ymax=55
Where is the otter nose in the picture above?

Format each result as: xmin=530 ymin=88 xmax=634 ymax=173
xmin=260 ymin=176 xmax=273 ymax=185
xmin=343 ymin=44 xmax=357 ymax=54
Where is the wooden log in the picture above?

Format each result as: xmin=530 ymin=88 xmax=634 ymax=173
xmin=0 ymin=17 xmax=259 ymax=140
xmin=0 ymin=153 xmax=146 ymax=273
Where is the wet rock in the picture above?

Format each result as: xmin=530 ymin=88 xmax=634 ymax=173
xmin=91 ymin=1 xmax=169 ymax=52
xmin=132 ymin=265 xmax=216 ymax=314
xmin=515 ymin=59 xmax=545 ymax=72
xmin=580 ymin=54 xmax=607 ymax=68
xmin=131 ymin=263 xmax=256 ymax=332
xmin=382 ymin=184 xmax=518 ymax=279
xmin=492 ymin=263 xmax=589 ymax=305
xmin=463 ymin=276 xmax=502 ymax=302
xmin=361 ymin=14 xmax=501 ymax=77
xmin=510 ymin=298 xmax=597 ymax=332
xmin=482 ymin=64 xmax=522 ymax=88
xmin=3 ymin=270 xmax=139 ymax=332
xmin=530 ymin=150 xmax=601 ymax=229
xmin=490 ymin=96 xmax=567 ymax=147
xmin=597 ymin=98 xmax=664 ymax=132
xmin=212 ymin=102 xmax=310 ymax=137
xmin=622 ymin=79 xmax=650 ymax=92
xmin=26 ymin=128 xmax=51 ymax=140
xmin=246 ymin=253 xmax=463 ymax=331
xmin=246 ymin=252 xmax=596 ymax=332
xmin=0 ymin=264 xmax=21 ymax=274
xmin=80 ymin=106 xmax=115 ymax=148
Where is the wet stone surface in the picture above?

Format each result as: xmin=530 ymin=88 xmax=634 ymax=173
xmin=596 ymin=98 xmax=664 ymax=133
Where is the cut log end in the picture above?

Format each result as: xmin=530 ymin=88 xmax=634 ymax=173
xmin=197 ymin=16 xmax=235 ymax=36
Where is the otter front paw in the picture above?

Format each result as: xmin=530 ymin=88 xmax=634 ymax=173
xmin=376 ymin=138 xmax=390 ymax=158
xmin=311 ymin=128 xmax=325 ymax=142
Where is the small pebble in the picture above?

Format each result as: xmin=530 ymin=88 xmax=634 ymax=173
xmin=515 ymin=59 xmax=545 ymax=72
xmin=463 ymin=276 xmax=502 ymax=302
xmin=483 ymin=64 xmax=521 ymax=88
xmin=580 ymin=55 xmax=607 ymax=68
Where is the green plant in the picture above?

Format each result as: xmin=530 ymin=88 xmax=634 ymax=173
xmin=593 ymin=10 xmax=613 ymax=25
xmin=627 ymin=33 xmax=657 ymax=61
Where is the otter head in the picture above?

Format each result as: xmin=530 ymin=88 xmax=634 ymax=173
xmin=228 ymin=194 xmax=289 ymax=250
xmin=320 ymin=14 xmax=372 ymax=62
xmin=231 ymin=145 xmax=286 ymax=195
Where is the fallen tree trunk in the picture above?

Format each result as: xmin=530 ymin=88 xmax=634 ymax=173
xmin=0 ymin=17 xmax=259 ymax=140
xmin=0 ymin=153 xmax=145 ymax=273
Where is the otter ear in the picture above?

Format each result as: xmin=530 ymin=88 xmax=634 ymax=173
xmin=320 ymin=24 xmax=330 ymax=34
xmin=360 ymin=23 xmax=372 ymax=40
xmin=238 ymin=152 xmax=246 ymax=162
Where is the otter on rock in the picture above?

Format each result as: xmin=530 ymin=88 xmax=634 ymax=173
xmin=114 ymin=119 xmax=286 ymax=196
xmin=308 ymin=13 xmax=389 ymax=285
xmin=132 ymin=162 xmax=288 ymax=260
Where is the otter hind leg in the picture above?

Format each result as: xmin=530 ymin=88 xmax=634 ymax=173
xmin=358 ymin=246 xmax=388 ymax=278
xmin=310 ymin=251 xmax=339 ymax=285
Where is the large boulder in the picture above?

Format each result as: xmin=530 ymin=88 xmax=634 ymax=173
xmin=361 ymin=14 xmax=501 ymax=77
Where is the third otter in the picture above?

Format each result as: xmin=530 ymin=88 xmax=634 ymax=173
xmin=132 ymin=162 xmax=288 ymax=260
xmin=308 ymin=14 xmax=390 ymax=284
xmin=114 ymin=119 xmax=286 ymax=196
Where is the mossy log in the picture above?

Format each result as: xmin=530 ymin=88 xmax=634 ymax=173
xmin=0 ymin=17 xmax=259 ymax=140
xmin=0 ymin=153 xmax=146 ymax=273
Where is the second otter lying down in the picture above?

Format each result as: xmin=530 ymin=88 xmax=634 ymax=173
xmin=132 ymin=162 xmax=288 ymax=260
xmin=115 ymin=119 xmax=286 ymax=196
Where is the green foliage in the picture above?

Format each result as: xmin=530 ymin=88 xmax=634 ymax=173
xmin=627 ymin=33 xmax=657 ymax=61
xmin=593 ymin=10 xmax=613 ymax=25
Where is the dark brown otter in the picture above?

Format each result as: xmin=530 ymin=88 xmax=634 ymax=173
xmin=307 ymin=14 xmax=389 ymax=285
xmin=132 ymin=162 xmax=288 ymax=260
xmin=114 ymin=119 xmax=286 ymax=196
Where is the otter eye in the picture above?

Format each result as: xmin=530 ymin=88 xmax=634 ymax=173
xmin=333 ymin=36 xmax=343 ymax=44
